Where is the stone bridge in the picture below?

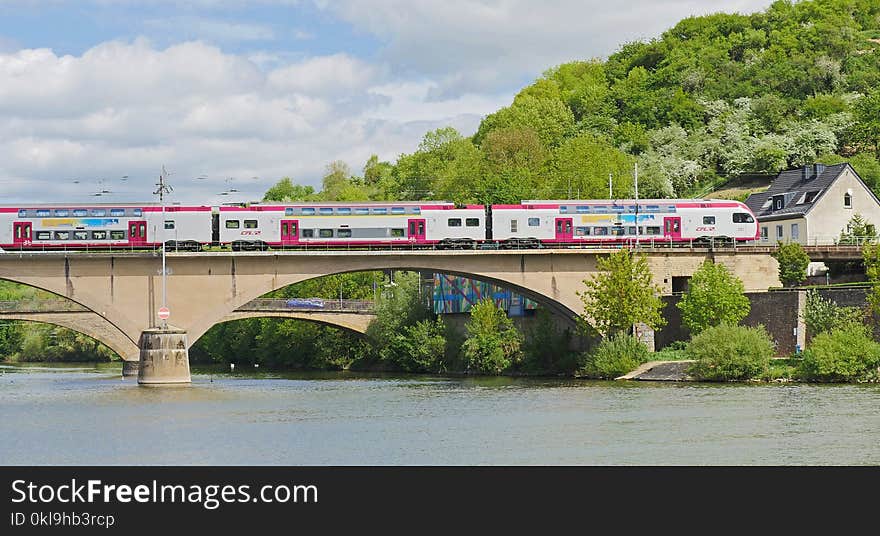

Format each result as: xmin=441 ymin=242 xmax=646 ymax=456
xmin=0 ymin=248 xmax=780 ymax=383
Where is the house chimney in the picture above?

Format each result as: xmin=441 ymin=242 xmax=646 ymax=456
xmin=813 ymin=163 xmax=826 ymax=177
xmin=802 ymin=165 xmax=811 ymax=181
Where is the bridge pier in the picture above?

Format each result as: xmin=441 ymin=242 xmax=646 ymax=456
xmin=137 ymin=328 xmax=191 ymax=385
xmin=121 ymin=360 xmax=140 ymax=377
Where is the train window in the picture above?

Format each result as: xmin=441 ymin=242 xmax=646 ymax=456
xmin=559 ymin=206 xmax=568 ymax=213
xmin=91 ymin=209 xmax=106 ymax=217
xmin=645 ymin=226 xmax=661 ymax=235
xmin=73 ymin=209 xmax=88 ymax=217
xmin=528 ymin=218 xmax=540 ymax=227
xmin=165 ymin=220 xmax=175 ymax=229
xmin=54 ymin=209 xmax=69 ymax=217
xmin=285 ymin=208 xmax=294 ymax=216
xmin=466 ymin=218 xmax=480 ymax=227
xmin=592 ymin=207 xmax=607 ymax=214
xmin=110 ymin=230 xmax=126 ymax=240
xmin=319 ymin=208 xmax=333 ymax=215
xmin=575 ymin=227 xmax=590 ymax=236
xmin=355 ymin=208 xmax=370 ymax=215
xmin=133 ymin=209 xmax=143 ymax=217
xmin=448 ymin=218 xmax=462 ymax=227
xmin=337 ymin=229 xmax=352 ymax=238
xmin=319 ymin=229 xmax=333 ymax=238
xmin=646 ymin=205 xmax=660 ymax=211
xmin=302 ymin=208 xmax=316 ymax=215
xmin=391 ymin=207 xmax=405 ymax=214
xmin=54 ymin=231 xmax=70 ymax=240
xmin=576 ymin=206 xmax=589 ymax=213
xmin=703 ymin=216 xmax=716 ymax=225
xmin=412 ymin=208 xmax=421 ymax=214
xmin=338 ymin=208 xmax=351 ymax=215
xmin=612 ymin=206 xmax=624 ymax=212
xmin=36 ymin=209 xmax=50 ymax=217
xmin=35 ymin=231 xmax=51 ymax=240
xmin=391 ymin=228 xmax=405 ymax=237
xmin=628 ymin=227 xmax=637 ymax=235
xmin=18 ymin=209 xmax=26 ymax=217
xmin=593 ymin=227 xmax=608 ymax=236
xmin=244 ymin=220 xmax=258 ymax=229
xmin=225 ymin=220 xmax=240 ymax=229
xmin=91 ymin=231 xmax=107 ymax=240
xmin=510 ymin=220 xmax=518 ymax=233
xmin=373 ymin=208 xmax=387 ymax=214
xmin=302 ymin=229 xmax=314 ymax=238
xmin=611 ymin=226 xmax=625 ymax=236
xmin=732 ymin=213 xmax=754 ymax=223
xmin=73 ymin=231 xmax=88 ymax=240
xmin=110 ymin=209 xmax=125 ymax=217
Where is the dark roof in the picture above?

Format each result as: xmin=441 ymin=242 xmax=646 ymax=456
xmin=744 ymin=163 xmax=852 ymax=221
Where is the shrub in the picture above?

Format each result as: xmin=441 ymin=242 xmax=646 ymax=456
xmin=462 ymin=299 xmax=523 ymax=374
xmin=399 ymin=318 xmax=448 ymax=373
xmin=686 ymin=324 xmax=774 ymax=381
xmin=772 ymin=242 xmax=809 ymax=287
xmin=581 ymin=332 xmax=650 ymax=379
xmin=797 ymin=324 xmax=880 ymax=382
xmin=677 ymin=260 xmax=750 ymax=334
xmin=802 ymin=290 xmax=865 ymax=336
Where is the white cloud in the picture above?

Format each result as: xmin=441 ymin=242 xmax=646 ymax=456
xmin=142 ymin=16 xmax=276 ymax=43
xmin=318 ymin=0 xmax=774 ymax=96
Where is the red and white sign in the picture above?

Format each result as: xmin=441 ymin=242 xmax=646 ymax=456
xmin=157 ymin=307 xmax=171 ymax=320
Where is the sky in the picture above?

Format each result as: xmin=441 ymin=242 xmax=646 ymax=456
xmin=0 ymin=0 xmax=774 ymax=205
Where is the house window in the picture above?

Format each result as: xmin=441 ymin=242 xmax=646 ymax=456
xmin=761 ymin=227 xmax=768 ymax=240
xmin=791 ymin=224 xmax=799 ymax=241
xmin=776 ymin=225 xmax=783 ymax=239
xmin=774 ymin=197 xmax=783 ymax=210
xmin=447 ymin=218 xmax=462 ymax=227
xmin=510 ymin=220 xmax=518 ymax=233
xmin=844 ymin=192 xmax=852 ymax=208
xmin=225 ymin=220 xmax=240 ymax=229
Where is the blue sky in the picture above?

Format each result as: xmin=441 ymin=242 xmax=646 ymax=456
xmin=0 ymin=0 xmax=773 ymax=204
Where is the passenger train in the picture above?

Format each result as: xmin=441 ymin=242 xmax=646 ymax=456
xmin=0 ymin=199 xmax=758 ymax=251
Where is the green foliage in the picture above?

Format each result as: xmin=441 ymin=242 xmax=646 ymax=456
xmin=262 ymin=177 xmax=317 ymax=202
xmin=802 ymin=289 xmax=865 ymax=337
xmin=521 ymin=308 xmax=581 ymax=374
xmin=581 ymin=332 xmax=650 ymax=380
xmin=853 ymin=88 xmax=880 ymax=159
xmin=579 ymin=249 xmax=666 ymax=337
xmin=838 ymin=213 xmax=877 ymax=244
xmin=677 ymin=261 xmax=750 ymax=334
xmin=862 ymin=243 xmax=880 ymax=317
xmin=685 ymin=324 xmax=774 ymax=381
xmin=398 ymin=318 xmax=448 ymax=373
xmin=772 ymin=242 xmax=810 ymax=287
xmin=798 ymin=323 xmax=880 ymax=382
xmin=461 ymin=299 xmax=523 ymax=374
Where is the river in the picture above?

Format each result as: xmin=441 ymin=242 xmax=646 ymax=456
xmin=2 ymin=362 xmax=879 ymax=465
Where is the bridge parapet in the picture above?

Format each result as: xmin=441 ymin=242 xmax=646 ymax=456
xmin=238 ymin=298 xmax=375 ymax=314
xmin=0 ymin=299 xmax=89 ymax=313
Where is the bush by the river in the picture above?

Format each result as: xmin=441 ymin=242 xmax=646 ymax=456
xmin=797 ymin=324 xmax=880 ymax=382
xmin=581 ymin=332 xmax=650 ymax=379
xmin=462 ymin=299 xmax=523 ymax=374
xmin=685 ymin=324 xmax=774 ymax=381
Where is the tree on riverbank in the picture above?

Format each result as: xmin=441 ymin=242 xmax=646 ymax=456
xmin=578 ymin=249 xmax=665 ymax=337
xmin=677 ymin=261 xmax=750 ymax=334
xmin=686 ymin=324 xmax=774 ymax=381
xmin=773 ymin=242 xmax=810 ymax=287
xmin=462 ymin=299 xmax=523 ymax=374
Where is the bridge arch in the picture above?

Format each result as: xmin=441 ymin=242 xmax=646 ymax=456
xmin=0 ymin=314 xmax=138 ymax=361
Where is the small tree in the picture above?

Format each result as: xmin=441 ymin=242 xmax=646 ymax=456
xmin=802 ymin=290 xmax=864 ymax=337
xmin=772 ymin=242 xmax=810 ymax=287
xmin=461 ymin=299 xmax=523 ymax=374
xmin=839 ymin=213 xmax=877 ymax=245
xmin=677 ymin=261 xmax=750 ymax=334
xmin=578 ymin=249 xmax=665 ymax=337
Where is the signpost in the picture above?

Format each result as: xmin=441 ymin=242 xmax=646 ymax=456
xmin=157 ymin=307 xmax=170 ymax=321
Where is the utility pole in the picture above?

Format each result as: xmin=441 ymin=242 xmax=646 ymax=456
xmin=154 ymin=166 xmax=173 ymax=328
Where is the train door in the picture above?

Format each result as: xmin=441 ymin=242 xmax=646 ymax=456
xmin=408 ymin=219 xmax=426 ymax=242
xmin=664 ymin=217 xmax=681 ymax=240
xmin=555 ymin=217 xmax=573 ymax=242
xmin=13 ymin=222 xmax=32 ymax=247
xmin=129 ymin=220 xmax=147 ymax=246
xmin=281 ymin=219 xmax=299 ymax=246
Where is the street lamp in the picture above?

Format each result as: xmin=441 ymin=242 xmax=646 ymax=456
xmin=153 ymin=166 xmax=173 ymax=329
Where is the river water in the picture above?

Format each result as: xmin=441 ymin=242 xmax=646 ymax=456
xmin=2 ymin=362 xmax=879 ymax=465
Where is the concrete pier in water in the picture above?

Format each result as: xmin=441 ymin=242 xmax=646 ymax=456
xmin=122 ymin=360 xmax=140 ymax=377
xmin=137 ymin=328 xmax=191 ymax=385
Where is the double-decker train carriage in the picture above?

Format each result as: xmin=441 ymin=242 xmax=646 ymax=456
xmin=0 ymin=204 xmax=212 ymax=251
xmin=0 ymin=198 xmax=759 ymax=251
xmin=493 ymin=199 xmax=759 ymax=247
xmin=218 ymin=202 xmax=486 ymax=250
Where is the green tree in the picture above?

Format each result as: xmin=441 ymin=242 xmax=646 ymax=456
xmin=772 ymin=242 xmax=810 ymax=287
xmin=578 ymin=249 xmax=666 ymax=337
xmin=461 ymin=299 xmax=523 ymax=374
xmin=262 ymin=177 xmax=316 ymax=202
xmin=685 ymin=324 xmax=774 ymax=381
xmin=853 ymin=89 xmax=880 ymax=160
xmin=677 ymin=261 xmax=750 ymax=335
xmin=862 ymin=243 xmax=880 ymax=318
xmin=838 ymin=213 xmax=877 ymax=245
xmin=802 ymin=289 xmax=864 ymax=337
xmin=798 ymin=323 xmax=880 ymax=382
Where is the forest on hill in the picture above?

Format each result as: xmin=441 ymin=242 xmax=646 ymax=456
xmin=264 ymin=0 xmax=880 ymax=205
